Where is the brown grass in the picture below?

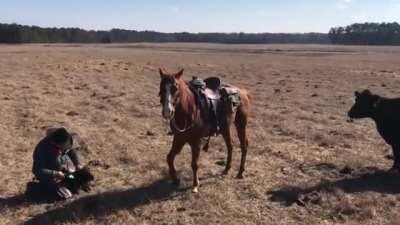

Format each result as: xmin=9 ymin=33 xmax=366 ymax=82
xmin=1 ymin=43 xmax=400 ymax=224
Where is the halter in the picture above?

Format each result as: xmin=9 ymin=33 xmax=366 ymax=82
xmin=160 ymin=75 xmax=197 ymax=134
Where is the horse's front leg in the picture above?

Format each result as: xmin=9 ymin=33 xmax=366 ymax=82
xmin=189 ymin=140 xmax=201 ymax=193
xmin=167 ymin=136 xmax=185 ymax=185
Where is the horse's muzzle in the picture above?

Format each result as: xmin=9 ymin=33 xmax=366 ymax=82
xmin=162 ymin=109 xmax=174 ymax=120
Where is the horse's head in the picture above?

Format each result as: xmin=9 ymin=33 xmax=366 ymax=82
xmin=158 ymin=68 xmax=184 ymax=120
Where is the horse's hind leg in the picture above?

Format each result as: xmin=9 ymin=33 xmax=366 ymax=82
xmin=221 ymin=124 xmax=233 ymax=175
xmin=235 ymin=110 xmax=249 ymax=179
xmin=189 ymin=140 xmax=201 ymax=193
xmin=167 ymin=136 xmax=185 ymax=185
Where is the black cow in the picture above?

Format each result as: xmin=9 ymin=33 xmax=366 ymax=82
xmin=348 ymin=89 xmax=400 ymax=171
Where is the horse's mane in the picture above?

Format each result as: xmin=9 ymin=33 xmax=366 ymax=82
xmin=176 ymin=78 xmax=199 ymax=121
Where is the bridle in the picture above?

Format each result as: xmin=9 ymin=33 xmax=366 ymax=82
xmin=160 ymin=78 xmax=195 ymax=134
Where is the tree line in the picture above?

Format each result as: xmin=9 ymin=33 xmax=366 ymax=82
xmin=2 ymin=22 xmax=400 ymax=45
xmin=329 ymin=22 xmax=400 ymax=45
xmin=0 ymin=23 xmax=329 ymax=44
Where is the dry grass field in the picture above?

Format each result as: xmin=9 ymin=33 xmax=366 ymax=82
xmin=1 ymin=43 xmax=400 ymax=225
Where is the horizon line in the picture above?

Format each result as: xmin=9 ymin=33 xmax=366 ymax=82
xmin=1 ymin=22 xmax=332 ymax=34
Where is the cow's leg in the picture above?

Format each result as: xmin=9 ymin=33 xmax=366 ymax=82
xmin=167 ymin=136 xmax=185 ymax=185
xmin=189 ymin=140 xmax=201 ymax=193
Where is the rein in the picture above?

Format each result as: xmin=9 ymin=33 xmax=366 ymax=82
xmin=169 ymin=82 xmax=197 ymax=134
xmin=170 ymin=116 xmax=195 ymax=134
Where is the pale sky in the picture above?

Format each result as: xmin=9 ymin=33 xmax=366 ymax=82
xmin=1 ymin=0 xmax=399 ymax=33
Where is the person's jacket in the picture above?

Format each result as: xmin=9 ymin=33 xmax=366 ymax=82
xmin=32 ymin=136 xmax=81 ymax=180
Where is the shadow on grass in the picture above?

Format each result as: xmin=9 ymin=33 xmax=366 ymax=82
xmin=25 ymin=178 xmax=186 ymax=225
xmin=1 ymin=187 xmax=61 ymax=211
xmin=1 ymin=194 xmax=59 ymax=216
xmin=0 ymin=194 xmax=27 ymax=210
xmin=268 ymin=167 xmax=400 ymax=206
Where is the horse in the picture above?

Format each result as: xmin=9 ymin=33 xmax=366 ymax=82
xmin=158 ymin=68 xmax=251 ymax=193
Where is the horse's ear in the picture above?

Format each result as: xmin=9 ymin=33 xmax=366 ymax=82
xmin=174 ymin=69 xmax=184 ymax=79
xmin=354 ymin=91 xmax=360 ymax=97
xmin=159 ymin=68 xmax=166 ymax=77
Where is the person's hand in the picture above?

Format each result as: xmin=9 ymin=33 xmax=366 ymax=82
xmin=54 ymin=171 xmax=65 ymax=180
xmin=76 ymin=164 xmax=84 ymax=170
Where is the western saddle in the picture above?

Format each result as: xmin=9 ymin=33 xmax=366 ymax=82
xmin=189 ymin=76 xmax=241 ymax=136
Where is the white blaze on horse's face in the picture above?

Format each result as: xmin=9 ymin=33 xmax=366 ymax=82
xmin=159 ymin=68 xmax=183 ymax=120
xmin=162 ymin=82 xmax=175 ymax=119
xmin=162 ymin=85 xmax=174 ymax=119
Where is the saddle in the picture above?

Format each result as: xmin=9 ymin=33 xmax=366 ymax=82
xmin=189 ymin=76 xmax=241 ymax=136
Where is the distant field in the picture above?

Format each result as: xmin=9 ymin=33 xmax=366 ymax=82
xmin=1 ymin=43 xmax=400 ymax=225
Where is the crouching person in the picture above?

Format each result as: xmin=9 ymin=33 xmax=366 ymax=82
xmin=32 ymin=127 xmax=94 ymax=200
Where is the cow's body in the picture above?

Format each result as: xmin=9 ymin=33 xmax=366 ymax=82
xmin=348 ymin=90 xmax=400 ymax=170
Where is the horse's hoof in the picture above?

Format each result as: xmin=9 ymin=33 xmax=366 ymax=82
xmin=192 ymin=187 xmax=199 ymax=193
xmin=236 ymin=174 xmax=244 ymax=179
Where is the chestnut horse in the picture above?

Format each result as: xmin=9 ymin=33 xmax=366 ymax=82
xmin=158 ymin=68 xmax=251 ymax=193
